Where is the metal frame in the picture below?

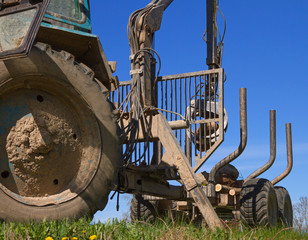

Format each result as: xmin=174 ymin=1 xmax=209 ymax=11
xmin=117 ymin=112 xmax=224 ymax=229
xmin=111 ymin=69 xmax=225 ymax=171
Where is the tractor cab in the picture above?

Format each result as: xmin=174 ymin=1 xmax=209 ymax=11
xmin=44 ymin=0 xmax=91 ymax=33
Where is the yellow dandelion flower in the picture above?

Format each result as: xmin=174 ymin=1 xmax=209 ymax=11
xmin=71 ymin=237 xmax=78 ymax=240
xmin=82 ymin=230 xmax=86 ymax=234
xmin=45 ymin=237 xmax=53 ymax=240
xmin=140 ymin=227 xmax=143 ymax=231
xmin=62 ymin=238 xmax=69 ymax=240
xmin=89 ymin=235 xmax=97 ymax=240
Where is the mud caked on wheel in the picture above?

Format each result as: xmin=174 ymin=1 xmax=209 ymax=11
xmin=0 ymin=43 xmax=121 ymax=221
xmin=274 ymin=186 xmax=293 ymax=227
xmin=240 ymin=178 xmax=278 ymax=226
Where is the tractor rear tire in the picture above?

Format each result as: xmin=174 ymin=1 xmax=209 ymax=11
xmin=0 ymin=43 xmax=121 ymax=222
xmin=275 ymin=186 xmax=293 ymax=227
xmin=240 ymin=178 xmax=278 ymax=226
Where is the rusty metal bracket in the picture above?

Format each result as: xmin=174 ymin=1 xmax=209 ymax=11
xmin=272 ymin=123 xmax=293 ymax=185
xmin=245 ymin=110 xmax=276 ymax=181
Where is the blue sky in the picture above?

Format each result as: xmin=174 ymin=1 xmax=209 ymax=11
xmin=90 ymin=0 xmax=308 ymax=222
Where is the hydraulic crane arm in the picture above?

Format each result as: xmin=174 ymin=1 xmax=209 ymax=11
xmin=128 ymin=0 xmax=174 ymax=106
xmin=206 ymin=0 xmax=219 ymax=69
xmin=126 ymin=0 xmax=224 ymax=229
xmin=128 ymin=0 xmax=173 ymax=54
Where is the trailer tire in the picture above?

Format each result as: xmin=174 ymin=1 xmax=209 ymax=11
xmin=0 ymin=43 xmax=121 ymax=222
xmin=240 ymin=178 xmax=278 ymax=226
xmin=274 ymin=187 xmax=293 ymax=227
xmin=130 ymin=195 xmax=157 ymax=222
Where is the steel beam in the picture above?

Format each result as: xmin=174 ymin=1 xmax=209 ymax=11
xmin=152 ymin=112 xmax=223 ymax=229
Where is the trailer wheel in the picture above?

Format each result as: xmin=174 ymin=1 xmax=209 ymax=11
xmin=130 ymin=195 xmax=175 ymax=222
xmin=130 ymin=195 xmax=157 ymax=222
xmin=240 ymin=178 xmax=278 ymax=226
xmin=274 ymin=187 xmax=293 ymax=227
xmin=0 ymin=43 xmax=121 ymax=221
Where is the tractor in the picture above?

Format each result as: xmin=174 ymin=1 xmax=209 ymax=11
xmin=0 ymin=0 xmax=293 ymax=229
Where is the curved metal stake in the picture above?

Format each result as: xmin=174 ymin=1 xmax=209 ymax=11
xmin=272 ymin=123 xmax=293 ymax=185
xmin=207 ymin=88 xmax=247 ymax=197
xmin=246 ymin=110 xmax=276 ymax=181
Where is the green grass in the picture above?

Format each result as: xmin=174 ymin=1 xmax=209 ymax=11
xmin=0 ymin=218 xmax=307 ymax=240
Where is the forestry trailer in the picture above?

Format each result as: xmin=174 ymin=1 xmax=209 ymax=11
xmin=0 ymin=0 xmax=293 ymax=229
